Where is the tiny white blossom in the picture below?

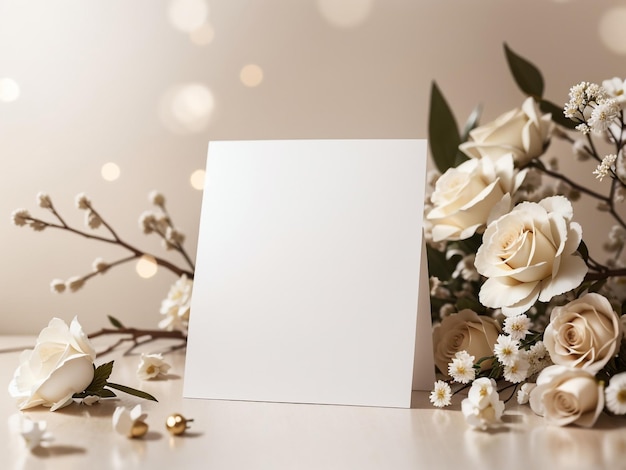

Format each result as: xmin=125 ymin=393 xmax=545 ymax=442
xmin=19 ymin=416 xmax=52 ymax=450
xmin=149 ymin=190 xmax=165 ymax=207
xmin=92 ymin=258 xmax=109 ymax=273
xmin=79 ymin=395 xmax=101 ymax=406
xmin=494 ymin=335 xmax=519 ymax=366
xmin=75 ymin=193 xmax=91 ymax=210
xmin=50 ymin=279 xmax=66 ymax=294
xmin=605 ymin=372 xmax=626 ymax=415
xmin=112 ymin=405 xmax=148 ymax=438
xmin=593 ymin=154 xmax=617 ymax=181
xmin=30 ymin=220 xmax=46 ymax=232
xmin=66 ymin=276 xmax=85 ymax=292
xmin=503 ymin=314 xmax=531 ymax=341
xmin=461 ymin=378 xmax=505 ymax=430
xmin=575 ymin=123 xmax=591 ymax=134
xmin=516 ymin=382 xmax=536 ymax=405
xmin=11 ymin=209 xmax=30 ymax=226
xmin=139 ymin=211 xmax=157 ymax=234
xmin=589 ymin=99 xmax=620 ymax=133
xmin=85 ymin=210 xmax=102 ymax=229
xmin=452 ymin=254 xmax=480 ymax=282
xmin=137 ymin=353 xmax=171 ymax=380
xmin=429 ymin=380 xmax=452 ymax=408
xmin=602 ymin=77 xmax=626 ymax=107
xmin=36 ymin=192 xmax=52 ymax=209
xmin=503 ymin=352 xmax=530 ymax=383
xmin=528 ymin=341 xmax=552 ymax=376
xmin=448 ymin=350 xmax=476 ymax=384
xmin=165 ymin=226 xmax=185 ymax=246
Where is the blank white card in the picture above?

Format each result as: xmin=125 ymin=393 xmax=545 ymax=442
xmin=184 ymin=139 xmax=433 ymax=408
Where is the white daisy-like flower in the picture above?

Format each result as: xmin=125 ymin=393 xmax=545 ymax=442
xmin=589 ymin=99 xmax=620 ymax=134
xmin=602 ymin=77 xmax=626 ymax=107
xmin=516 ymin=382 xmax=536 ymax=405
xmin=11 ymin=208 xmax=30 ymax=226
xmin=429 ymin=380 xmax=452 ymax=408
xmin=75 ymin=193 xmax=91 ymax=210
xmin=494 ymin=335 xmax=519 ymax=366
xmin=137 ymin=353 xmax=171 ymax=380
xmin=36 ymin=192 xmax=52 ymax=209
xmin=448 ymin=350 xmax=476 ymax=384
xmin=503 ymin=352 xmax=530 ymax=383
xmin=605 ymin=372 xmax=626 ymax=415
xmin=503 ymin=314 xmax=532 ymax=341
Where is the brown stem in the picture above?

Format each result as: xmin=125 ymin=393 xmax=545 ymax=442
xmin=528 ymin=162 xmax=608 ymax=201
xmin=585 ymin=268 xmax=626 ymax=281
xmin=88 ymin=328 xmax=187 ymax=357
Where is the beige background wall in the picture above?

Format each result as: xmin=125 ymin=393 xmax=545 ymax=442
xmin=1 ymin=0 xmax=624 ymax=333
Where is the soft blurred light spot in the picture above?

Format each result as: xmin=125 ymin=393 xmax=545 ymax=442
xmin=101 ymin=162 xmax=121 ymax=181
xmin=169 ymin=0 xmax=209 ymax=33
xmin=159 ymin=83 xmax=215 ymax=134
xmin=240 ymin=64 xmax=264 ymax=87
xmin=0 ymin=78 xmax=20 ymax=102
xmin=136 ymin=255 xmax=158 ymax=279
xmin=190 ymin=169 xmax=206 ymax=190
xmin=190 ymin=22 xmax=215 ymax=46
xmin=599 ymin=8 xmax=626 ymax=55
xmin=317 ymin=0 xmax=373 ymax=29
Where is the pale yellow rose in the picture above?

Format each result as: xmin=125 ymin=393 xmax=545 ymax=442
xmin=8 ymin=317 xmax=96 ymax=411
xmin=459 ymin=97 xmax=554 ymax=166
xmin=543 ymin=293 xmax=621 ymax=375
xmin=427 ymin=153 xmax=525 ymax=242
xmin=529 ymin=365 xmax=604 ymax=427
xmin=432 ymin=309 xmax=501 ymax=377
xmin=475 ymin=196 xmax=587 ymax=317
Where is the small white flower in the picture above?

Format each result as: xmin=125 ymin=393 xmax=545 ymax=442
xmin=503 ymin=352 xmax=530 ymax=383
xmin=602 ymin=77 xmax=626 ymax=106
xmin=461 ymin=378 xmax=505 ymax=430
xmin=605 ymin=372 xmax=626 ymax=415
xmin=66 ymin=276 xmax=85 ymax=292
xmin=149 ymin=190 xmax=165 ymax=206
xmin=79 ymin=395 xmax=101 ymax=406
xmin=112 ymin=405 xmax=148 ymax=438
xmin=20 ymin=416 xmax=52 ymax=450
xmin=448 ymin=350 xmax=476 ymax=384
xmin=137 ymin=353 xmax=171 ymax=380
xmin=494 ymin=335 xmax=519 ymax=366
xmin=429 ymin=380 xmax=452 ymax=408
xmin=165 ymin=227 xmax=185 ymax=246
xmin=528 ymin=341 xmax=552 ymax=376
xmin=11 ymin=209 xmax=30 ymax=226
xmin=92 ymin=257 xmax=109 ymax=273
xmin=30 ymin=220 xmax=46 ymax=231
xmin=85 ymin=210 xmax=102 ymax=229
xmin=452 ymin=254 xmax=480 ymax=282
xmin=75 ymin=193 xmax=91 ymax=210
xmin=159 ymin=275 xmax=193 ymax=332
xmin=503 ymin=314 xmax=531 ymax=341
xmin=50 ymin=279 xmax=66 ymax=294
xmin=517 ymin=382 xmax=536 ymax=405
xmin=589 ymin=99 xmax=619 ymax=134
xmin=36 ymin=192 xmax=52 ymax=209
xmin=593 ymin=154 xmax=617 ymax=181
xmin=139 ymin=211 xmax=157 ymax=234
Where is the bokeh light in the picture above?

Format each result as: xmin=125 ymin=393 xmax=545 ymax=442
xmin=190 ymin=168 xmax=206 ymax=190
xmin=136 ymin=255 xmax=158 ymax=279
xmin=317 ymin=0 xmax=374 ymax=29
xmin=159 ymin=83 xmax=215 ymax=134
xmin=598 ymin=7 xmax=626 ymax=55
xmin=101 ymin=162 xmax=121 ymax=181
xmin=190 ymin=22 xmax=215 ymax=46
xmin=0 ymin=78 xmax=20 ymax=102
xmin=240 ymin=64 xmax=264 ymax=87
xmin=168 ymin=0 xmax=209 ymax=33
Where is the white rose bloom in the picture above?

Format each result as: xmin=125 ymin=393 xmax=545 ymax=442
xmin=427 ymin=153 xmax=525 ymax=242
xmin=529 ymin=365 xmax=604 ymax=428
xmin=137 ymin=353 xmax=171 ymax=380
xmin=8 ymin=317 xmax=96 ymax=411
xmin=459 ymin=97 xmax=554 ymax=166
xmin=543 ymin=293 xmax=621 ymax=375
xmin=475 ymin=196 xmax=587 ymax=317
xmin=159 ymin=275 xmax=193 ymax=332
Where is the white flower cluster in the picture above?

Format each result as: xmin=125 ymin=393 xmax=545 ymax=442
xmin=139 ymin=192 xmax=186 ymax=250
xmin=159 ymin=274 xmax=193 ymax=332
xmin=461 ymin=378 xmax=505 ymax=430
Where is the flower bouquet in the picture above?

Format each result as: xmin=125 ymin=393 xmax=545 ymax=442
xmin=426 ymin=43 xmax=626 ymax=428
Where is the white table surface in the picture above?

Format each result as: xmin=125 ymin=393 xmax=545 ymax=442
xmin=2 ymin=335 xmax=626 ymax=470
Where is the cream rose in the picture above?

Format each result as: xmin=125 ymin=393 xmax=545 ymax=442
xmin=475 ymin=196 xmax=587 ymax=317
xmin=159 ymin=274 xmax=193 ymax=332
xmin=432 ymin=309 xmax=501 ymax=377
xmin=427 ymin=153 xmax=525 ymax=242
xmin=529 ymin=365 xmax=604 ymax=427
xmin=8 ymin=317 xmax=96 ymax=411
xmin=543 ymin=293 xmax=621 ymax=375
xmin=459 ymin=97 xmax=554 ymax=166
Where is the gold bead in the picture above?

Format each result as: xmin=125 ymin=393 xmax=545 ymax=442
xmin=129 ymin=421 xmax=149 ymax=438
xmin=165 ymin=413 xmax=193 ymax=436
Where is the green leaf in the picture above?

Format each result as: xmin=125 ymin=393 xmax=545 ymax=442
xmin=538 ymin=98 xmax=578 ymax=130
xmin=455 ymin=297 xmax=485 ymax=314
xmin=429 ymin=81 xmax=462 ymax=173
xmin=461 ymin=104 xmax=482 ymax=141
xmin=108 ymin=315 xmax=125 ymax=329
xmin=504 ymin=43 xmax=544 ymax=98
xmin=577 ymin=240 xmax=589 ymax=264
xmin=622 ymin=302 xmax=626 ymax=316
xmin=426 ymin=244 xmax=453 ymax=281
xmin=106 ymin=382 xmax=158 ymax=402
xmin=98 ymin=389 xmax=117 ymax=398
xmin=588 ymin=279 xmax=607 ymax=294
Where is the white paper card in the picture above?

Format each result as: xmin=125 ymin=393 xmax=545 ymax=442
xmin=184 ymin=139 xmax=433 ymax=408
